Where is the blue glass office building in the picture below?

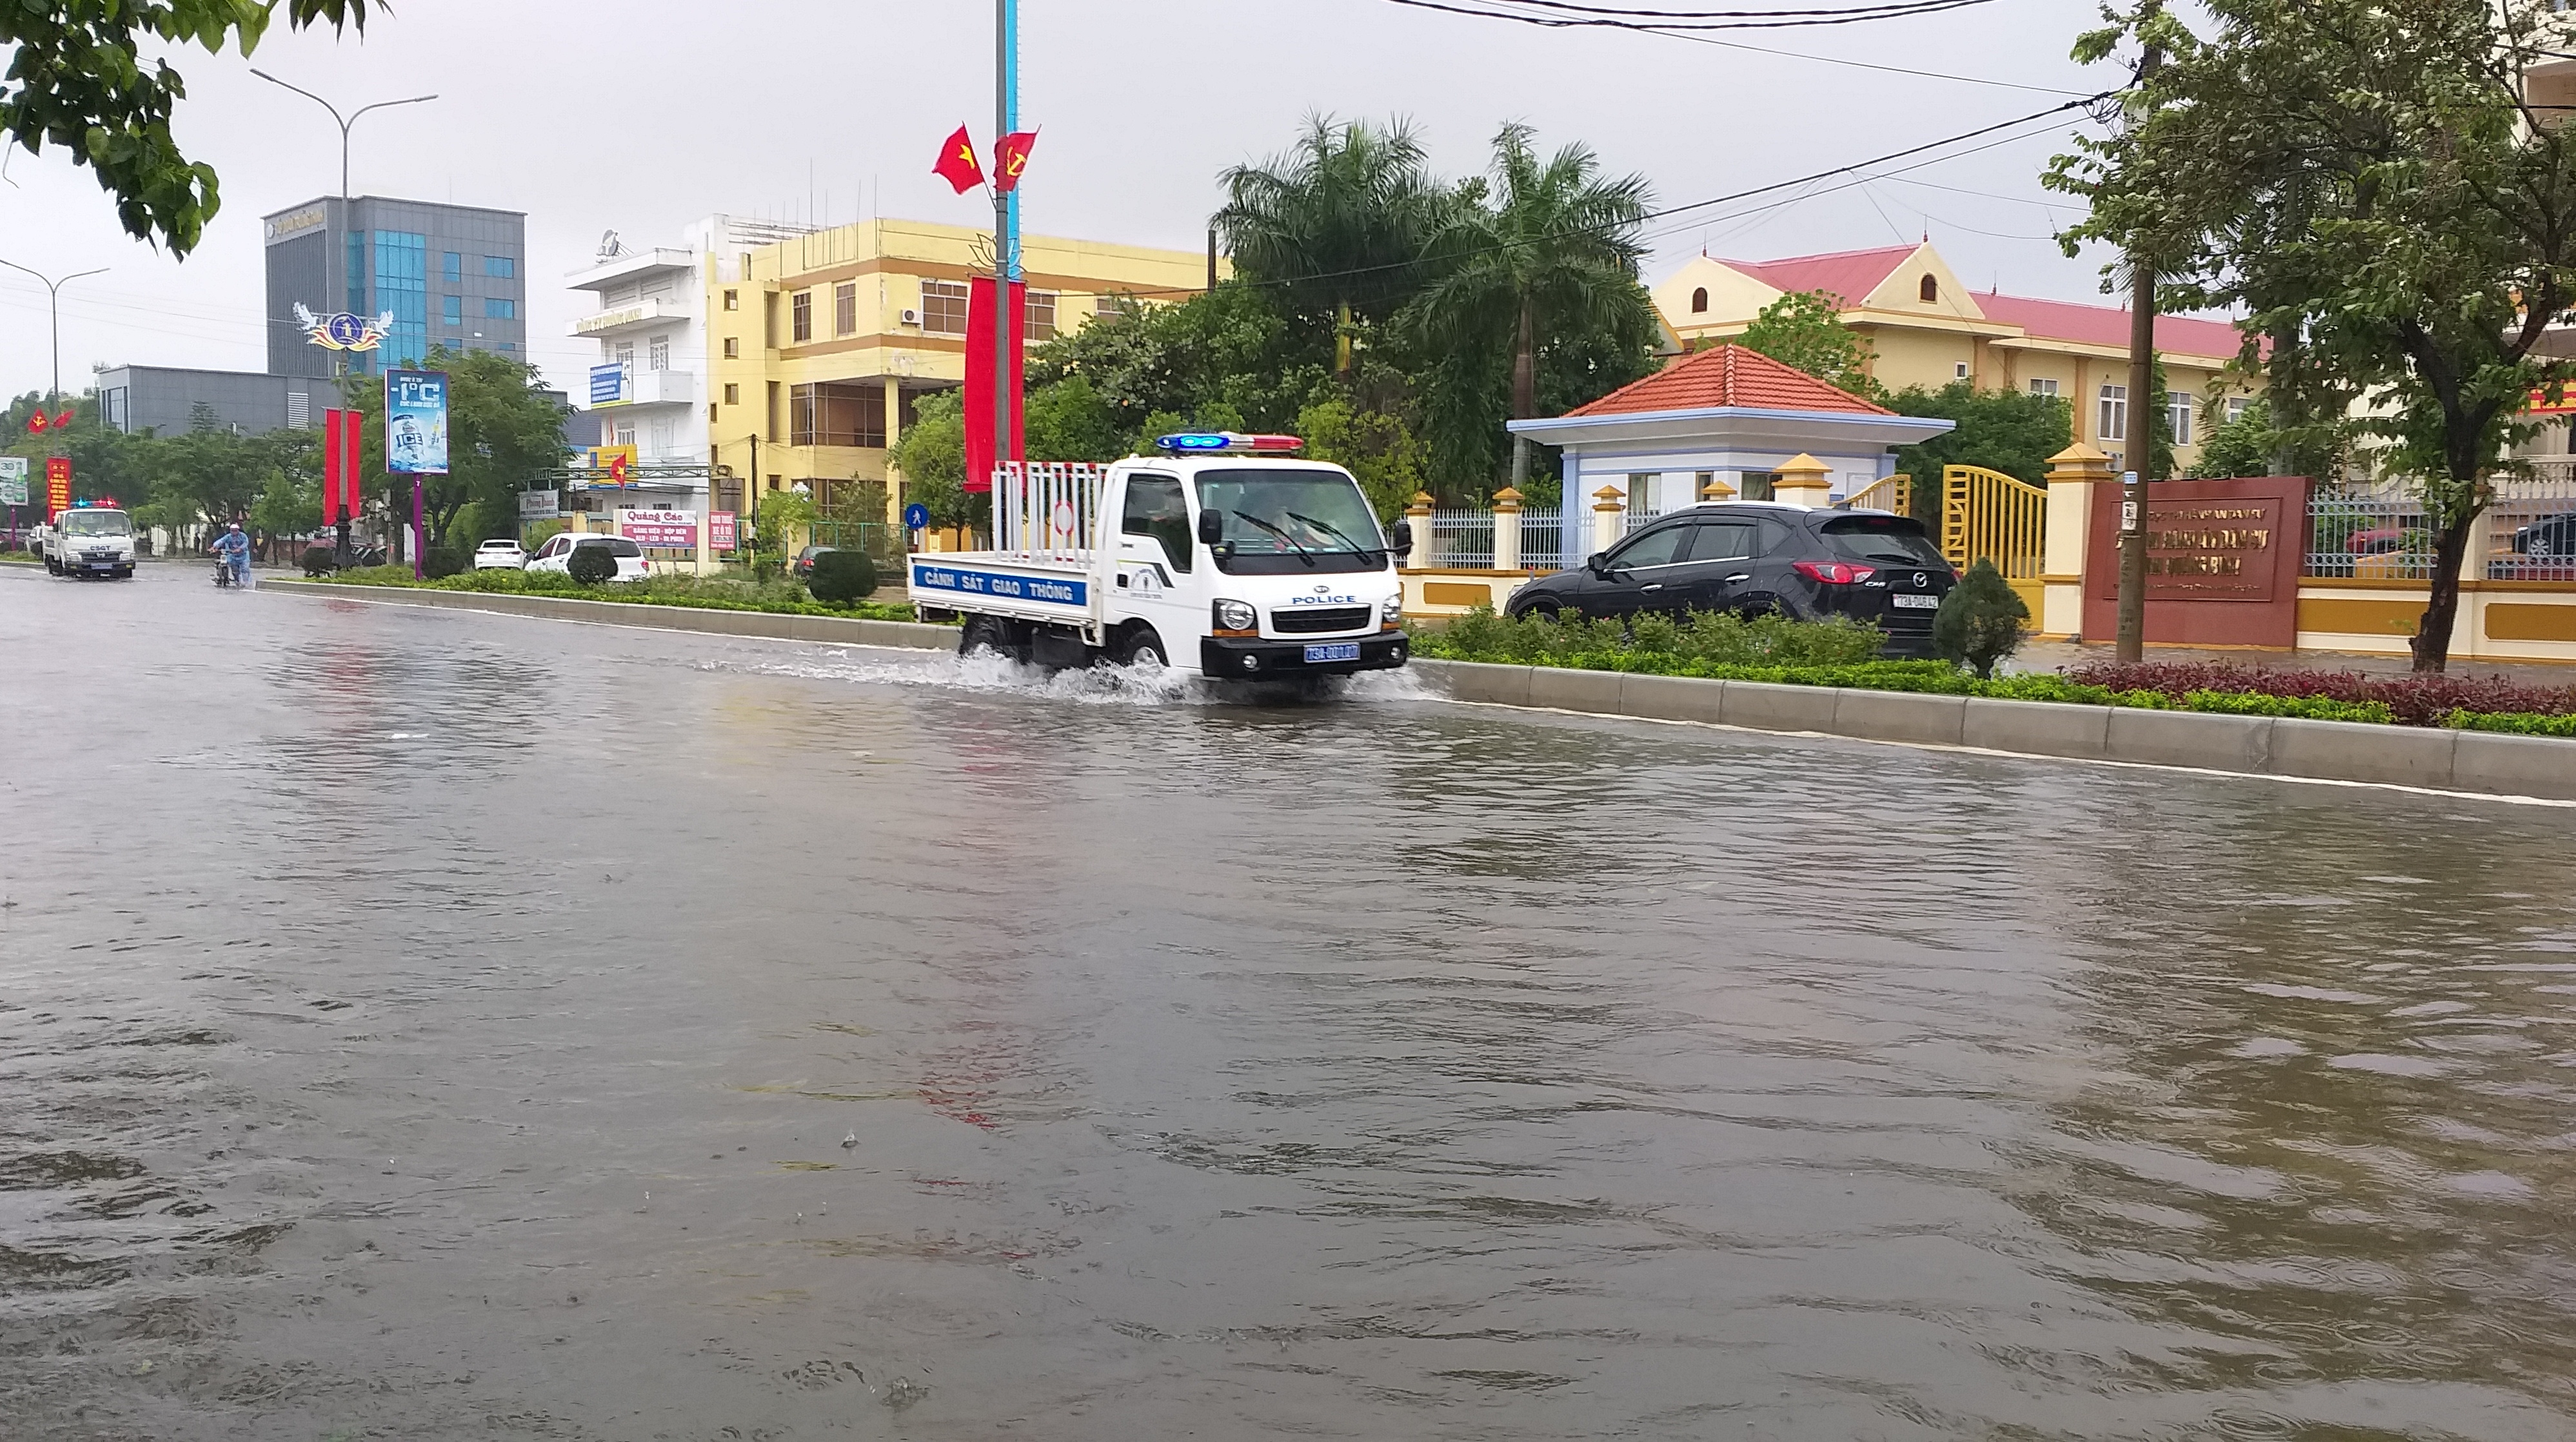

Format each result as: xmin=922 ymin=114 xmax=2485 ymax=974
xmin=263 ymin=196 xmax=526 ymax=378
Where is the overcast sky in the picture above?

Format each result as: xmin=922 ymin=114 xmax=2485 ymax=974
xmin=0 ymin=0 xmax=2121 ymax=402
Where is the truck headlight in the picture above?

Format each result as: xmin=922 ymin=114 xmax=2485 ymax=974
xmin=1213 ymin=598 xmax=1256 ymax=631
xmin=1380 ymin=595 xmax=1403 ymax=622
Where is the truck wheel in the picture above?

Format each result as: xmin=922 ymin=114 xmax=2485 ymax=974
xmin=1116 ymin=627 xmax=1169 ymax=669
xmin=960 ymin=617 xmax=1012 ymax=660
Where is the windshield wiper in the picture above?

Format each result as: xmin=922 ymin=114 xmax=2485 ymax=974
xmin=1231 ymin=509 xmax=1316 ymax=566
xmin=1284 ymin=510 xmax=1385 ymax=557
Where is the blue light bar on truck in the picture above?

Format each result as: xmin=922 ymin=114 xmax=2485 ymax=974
xmin=1151 ymin=432 xmax=1304 ymax=453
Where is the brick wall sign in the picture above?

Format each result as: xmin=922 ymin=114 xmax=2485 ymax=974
xmin=2085 ymin=476 xmax=2312 ymax=648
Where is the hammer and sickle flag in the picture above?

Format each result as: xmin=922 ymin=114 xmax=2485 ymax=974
xmin=933 ymin=126 xmax=985 ymax=194
xmin=995 ymin=130 xmax=1039 ymax=193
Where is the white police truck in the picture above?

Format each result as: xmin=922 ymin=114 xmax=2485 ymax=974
xmin=911 ymin=433 xmax=1412 ymax=678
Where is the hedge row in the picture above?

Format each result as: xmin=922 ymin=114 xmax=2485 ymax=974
xmin=317 ymin=566 xmax=926 ymax=624
xmin=2062 ymin=660 xmax=2576 ymax=727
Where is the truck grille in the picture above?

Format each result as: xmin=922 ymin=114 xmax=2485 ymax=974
xmin=1271 ymin=606 xmax=1373 ymax=634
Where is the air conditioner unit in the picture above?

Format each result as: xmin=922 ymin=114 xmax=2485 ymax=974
xmin=899 ymin=308 xmax=921 ymax=327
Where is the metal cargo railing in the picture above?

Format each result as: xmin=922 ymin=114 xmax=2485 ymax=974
xmin=989 ymin=462 xmax=1105 ymax=562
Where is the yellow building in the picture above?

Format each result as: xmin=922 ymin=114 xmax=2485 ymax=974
xmin=1651 ymin=241 xmax=2257 ymax=473
xmin=704 ymin=217 xmax=1213 ymax=523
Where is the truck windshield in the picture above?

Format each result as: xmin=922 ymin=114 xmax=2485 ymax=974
xmin=59 ymin=511 xmax=132 ymax=537
xmin=1194 ymin=469 xmax=1388 ymax=576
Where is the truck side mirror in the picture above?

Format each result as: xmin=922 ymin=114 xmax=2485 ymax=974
xmin=1196 ymin=509 xmax=1224 ymax=546
xmin=1386 ymin=518 xmax=1412 ymax=554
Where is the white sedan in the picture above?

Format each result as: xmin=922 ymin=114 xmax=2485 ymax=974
xmin=524 ymin=532 xmax=649 ymax=582
xmin=473 ymin=538 xmax=528 ymax=569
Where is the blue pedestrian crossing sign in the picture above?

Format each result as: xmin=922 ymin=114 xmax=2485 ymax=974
xmin=903 ymin=502 xmax=930 ymax=530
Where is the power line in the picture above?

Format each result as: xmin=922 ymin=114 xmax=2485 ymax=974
xmin=1385 ymin=0 xmax=1996 ymax=31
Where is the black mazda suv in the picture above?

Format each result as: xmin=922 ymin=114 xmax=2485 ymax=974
xmin=1503 ymin=502 xmax=1958 ymax=657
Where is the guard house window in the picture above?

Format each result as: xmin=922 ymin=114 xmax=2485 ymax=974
xmin=1024 ymin=290 xmax=1057 ymax=342
xmin=485 ymin=297 xmax=516 ymax=319
xmin=835 ymin=281 xmax=858 ymax=336
xmin=484 ymin=255 xmax=514 ymax=279
xmin=1690 ymin=286 xmax=1709 ymax=313
xmin=2098 ymin=382 xmax=2129 ymax=442
xmin=1120 ymin=473 xmax=1192 ymax=573
xmin=442 ymin=295 xmax=463 ymax=326
xmin=2029 ymin=377 xmax=2060 ymax=398
xmin=920 ymin=279 xmax=969 ymax=335
xmin=723 ymin=337 xmax=739 ymax=359
xmin=1919 ymin=275 xmax=1939 ymax=303
xmin=2168 ymin=393 xmax=2194 ymax=446
xmin=442 ymin=252 xmax=462 ymax=282
xmin=791 ymin=290 xmax=813 ymax=343
xmin=648 ymin=335 xmax=669 ymax=371
xmin=789 ymin=382 xmax=887 ymax=448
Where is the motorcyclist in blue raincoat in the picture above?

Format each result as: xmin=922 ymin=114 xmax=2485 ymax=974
xmin=212 ymin=522 xmax=251 ymax=585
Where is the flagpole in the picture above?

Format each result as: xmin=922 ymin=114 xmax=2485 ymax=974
xmin=992 ymin=0 xmax=1016 ymax=520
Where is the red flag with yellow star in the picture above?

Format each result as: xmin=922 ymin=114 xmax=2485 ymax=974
xmin=933 ymin=126 xmax=985 ymax=194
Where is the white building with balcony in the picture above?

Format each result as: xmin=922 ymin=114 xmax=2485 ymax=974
xmin=562 ymin=215 xmax=814 ymax=527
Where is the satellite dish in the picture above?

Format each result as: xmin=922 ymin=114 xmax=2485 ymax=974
xmin=597 ymin=229 xmax=624 ymax=259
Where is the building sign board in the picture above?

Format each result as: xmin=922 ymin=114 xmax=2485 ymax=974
xmin=709 ymin=511 xmax=737 ymax=551
xmin=519 ymin=488 xmax=561 ymax=520
xmin=2085 ymin=476 xmax=2310 ymax=648
xmin=264 ymin=205 xmax=328 ymax=242
xmin=619 ymin=508 xmax=699 ymax=548
xmin=589 ymin=363 xmax=629 ymax=407
xmin=0 ymin=456 xmax=26 ymax=507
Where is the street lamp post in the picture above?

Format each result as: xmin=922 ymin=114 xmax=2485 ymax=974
xmin=248 ymin=70 xmax=435 ymax=563
xmin=0 ymin=259 xmax=110 ymax=408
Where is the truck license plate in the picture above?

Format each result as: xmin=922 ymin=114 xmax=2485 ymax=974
xmin=1892 ymin=593 xmax=1940 ymax=609
xmin=1302 ymin=642 xmax=1362 ymax=663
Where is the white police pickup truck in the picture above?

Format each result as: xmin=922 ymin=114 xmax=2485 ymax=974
xmin=42 ymin=505 xmax=138 ymax=578
xmin=911 ymin=433 xmax=1412 ymax=678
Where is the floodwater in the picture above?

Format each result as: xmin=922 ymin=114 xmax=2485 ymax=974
xmin=5 ymin=564 xmax=2575 ymax=1441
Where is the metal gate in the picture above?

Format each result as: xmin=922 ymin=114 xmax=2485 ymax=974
xmin=1940 ymin=464 xmax=2047 ymax=614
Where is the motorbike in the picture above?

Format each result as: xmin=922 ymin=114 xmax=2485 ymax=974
xmin=212 ymin=552 xmax=235 ymax=588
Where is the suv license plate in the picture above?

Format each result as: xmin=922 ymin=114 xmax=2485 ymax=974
xmin=1892 ymin=593 xmax=1940 ymax=609
xmin=1303 ymin=642 xmax=1362 ymax=663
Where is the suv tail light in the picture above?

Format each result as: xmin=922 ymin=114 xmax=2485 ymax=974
xmin=1792 ymin=560 xmax=1876 ymax=585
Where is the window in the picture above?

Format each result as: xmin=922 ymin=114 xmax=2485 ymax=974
xmin=648 ymin=335 xmax=669 ymax=371
xmin=485 ymin=297 xmax=516 ymax=319
xmin=1024 ymin=290 xmax=1058 ymax=342
xmin=104 ymin=387 xmax=128 ymax=430
xmin=920 ymin=279 xmax=969 ymax=335
xmin=2226 ymin=395 xmax=2251 ymax=424
xmin=2029 ymin=377 xmax=2060 ymax=398
xmin=724 ymin=289 xmax=740 ymax=311
xmin=2168 ymin=393 xmax=2194 ymax=446
xmin=1820 ymin=515 xmax=1946 ymax=567
xmin=835 ymin=281 xmax=858 ymax=335
xmin=372 ymin=230 xmax=428 ymax=368
xmin=724 ymin=383 xmax=740 ymax=406
xmin=791 ymin=290 xmax=813 ymax=342
xmin=499 ymin=342 xmax=515 ymax=352
xmin=613 ymin=422 xmax=636 ymax=447
xmin=788 ymin=382 xmax=887 ymax=447
xmin=1608 ymin=524 xmax=1693 ymax=569
xmin=1687 ymin=520 xmax=1759 ymax=562
xmin=1120 ymin=473 xmax=1191 ymax=572
xmin=442 ymin=295 xmax=463 ymax=326
xmin=442 ymin=252 xmax=462 ymax=282
xmin=615 ymin=342 xmax=635 ymax=368
xmin=484 ymin=255 xmax=514 ymax=279
xmin=1690 ymin=286 xmax=1709 ymax=313
xmin=2098 ymin=383 xmax=2128 ymax=442
xmin=1095 ymin=293 xmax=1124 ymax=318
xmin=723 ymin=337 xmax=739 ymax=359
xmin=1919 ymin=275 xmax=1940 ymax=303
xmin=1954 ymin=361 xmax=1970 ymax=380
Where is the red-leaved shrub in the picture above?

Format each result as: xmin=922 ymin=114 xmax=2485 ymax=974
xmin=2061 ymin=662 xmax=2576 ymax=727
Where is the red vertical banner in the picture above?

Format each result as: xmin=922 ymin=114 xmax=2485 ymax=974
xmin=44 ymin=457 xmax=71 ymax=519
xmin=340 ymin=409 xmax=364 ymax=522
xmin=962 ymin=276 xmax=1025 ymax=495
xmin=322 ymin=410 xmax=345 ymax=524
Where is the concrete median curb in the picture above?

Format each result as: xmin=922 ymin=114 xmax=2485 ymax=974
xmin=269 ymin=580 xmax=960 ymax=653
xmin=1409 ymin=657 xmax=2576 ymax=802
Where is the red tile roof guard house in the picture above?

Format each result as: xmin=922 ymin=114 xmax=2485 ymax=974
xmin=1507 ymin=344 xmax=1954 ymax=520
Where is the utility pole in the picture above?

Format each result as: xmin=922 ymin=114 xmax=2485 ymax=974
xmin=2114 ymin=0 xmax=2165 ymax=665
xmin=250 ymin=70 xmax=436 ymax=563
xmin=992 ymin=0 xmax=1019 ymax=513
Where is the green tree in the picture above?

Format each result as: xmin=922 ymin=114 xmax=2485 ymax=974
xmin=1216 ymin=115 xmax=1438 ymax=374
xmin=887 ymin=390 xmax=976 ymax=530
xmin=339 ymin=346 xmax=569 ymax=549
xmin=1933 ymin=557 xmax=2030 ymax=679
xmin=1883 ymin=382 xmax=2075 ymax=516
xmin=1022 ymin=373 xmax=1125 ymax=462
xmin=1736 ymin=290 xmax=1879 ymax=398
xmin=2189 ymin=396 xmax=2272 ymax=480
xmin=1407 ymin=123 xmax=1655 ymax=436
xmin=2 ymin=1 xmax=382 ymax=255
xmin=1296 ymin=394 xmax=1427 ymax=519
xmin=2050 ymin=0 xmax=2576 ymax=671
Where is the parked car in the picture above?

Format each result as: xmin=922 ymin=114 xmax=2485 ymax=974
xmin=1504 ymin=502 xmax=1957 ymax=658
xmin=791 ymin=544 xmax=836 ymax=578
xmin=2513 ymin=510 xmax=2575 ymax=559
xmin=524 ymin=532 xmax=649 ymax=582
xmin=473 ymin=538 xmax=529 ymax=570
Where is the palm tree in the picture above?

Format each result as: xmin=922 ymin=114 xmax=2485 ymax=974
xmin=1411 ymin=123 xmax=1653 ymax=426
xmin=1216 ymin=115 xmax=1438 ymax=373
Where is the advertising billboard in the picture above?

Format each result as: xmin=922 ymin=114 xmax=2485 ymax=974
xmin=589 ymin=363 xmax=629 ymax=407
xmin=384 ymin=370 xmax=451 ymax=475
xmin=0 ymin=456 xmax=26 ymax=508
xmin=709 ymin=511 xmax=737 ymax=551
xmin=618 ymin=508 xmax=698 ymax=548
xmin=519 ymin=489 xmax=561 ymax=520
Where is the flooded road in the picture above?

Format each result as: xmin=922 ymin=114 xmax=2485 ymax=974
xmin=5 ymin=564 xmax=2574 ymax=1441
